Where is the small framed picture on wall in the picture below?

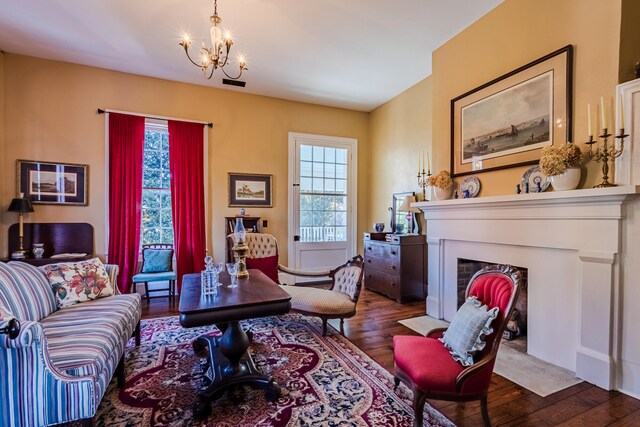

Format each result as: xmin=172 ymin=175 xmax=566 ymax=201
xmin=228 ymin=173 xmax=273 ymax=207
xmin=17 ymin=159 xmax=88 ymax=205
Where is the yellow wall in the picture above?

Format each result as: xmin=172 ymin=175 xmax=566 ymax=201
xmin=0 ymin=54 xmax=369 ymax=263
xmin=431 ymin=0 xmax=622 ymax=193
xmin=619 ymin=0 xmax=640 ymax=83
xmin=367 ymin=0 xmax=623 ymax=226
xmin=368 ymin=78 xmax=432 ymax=228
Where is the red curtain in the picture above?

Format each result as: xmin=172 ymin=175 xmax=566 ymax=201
xmin=108 ymin=113 xmax=145 ymax=293
xmin=168 ymin=120 xmax=206 ymax=291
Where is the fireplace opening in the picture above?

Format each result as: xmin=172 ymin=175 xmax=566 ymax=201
xmin=457 ymin=258 xmax=528 ymax=352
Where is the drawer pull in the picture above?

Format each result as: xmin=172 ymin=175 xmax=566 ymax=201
xmin=391 ymin=250 xmax=396 ymax=255
xmin=367 ymin=259 xmax=371 ymax=263
xmin=390 ymin=282 xmax=395 ymax=287
xmin=390 ymin=265 xmax=396 ymax=270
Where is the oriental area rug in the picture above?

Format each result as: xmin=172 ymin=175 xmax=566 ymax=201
xmin=95 ymin=314 xmax=454 ymax=427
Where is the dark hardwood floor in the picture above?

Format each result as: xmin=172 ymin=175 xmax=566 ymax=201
xmin=142 ymin=288 xmax=640 ymax=426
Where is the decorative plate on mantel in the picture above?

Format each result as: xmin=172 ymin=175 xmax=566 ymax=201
xmin=460 ymin=176 xmax=481 ymax=198
xmin=522 ymin=165 xmax=549 ymax=192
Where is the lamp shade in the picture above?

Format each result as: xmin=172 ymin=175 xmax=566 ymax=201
xmin=398 ymin=195 xmax=418 ymax=212
xmin=8 ymin=198 xmax=34 ymax=213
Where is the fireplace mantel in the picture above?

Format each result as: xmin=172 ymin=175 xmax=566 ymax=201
xmin=415 ymin=185 xmax=640 ymax=217
xmin=413 ymin=185 xmax=640 ymax=392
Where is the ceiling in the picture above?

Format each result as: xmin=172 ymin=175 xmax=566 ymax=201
xmin=0 ymin=0 xmax=503 ymax=111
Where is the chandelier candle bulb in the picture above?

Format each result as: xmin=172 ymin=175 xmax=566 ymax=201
xmin=587 ymin=104 xmax=592 ymax=136
xmin=427 ymin=152 xmax=430 ymax=174
xmin=600 ymin=96 xmax=606 ymax=129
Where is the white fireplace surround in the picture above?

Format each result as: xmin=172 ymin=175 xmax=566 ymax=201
xmin=414 ymin=186 xmax=640 ymax=393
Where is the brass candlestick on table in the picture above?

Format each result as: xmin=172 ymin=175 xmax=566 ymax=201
xmin=585 ymin=128 xmax=627 ymax=188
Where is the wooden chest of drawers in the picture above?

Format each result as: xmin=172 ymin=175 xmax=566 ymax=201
xmin=363 ymin=233 xmax=426 ymax=303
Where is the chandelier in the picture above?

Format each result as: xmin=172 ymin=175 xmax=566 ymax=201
xmin=179 ymin=0 xmax=247 ymax=82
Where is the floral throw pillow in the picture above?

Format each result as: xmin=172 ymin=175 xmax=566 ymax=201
xmin=43 ymin=258 xmax=115 ymax=309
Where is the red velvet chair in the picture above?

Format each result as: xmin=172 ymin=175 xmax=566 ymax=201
xmin=393 ymin=264 xmax=521 ymax=427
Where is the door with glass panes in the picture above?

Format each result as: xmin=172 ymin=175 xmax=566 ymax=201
xmin=288 ymin=133 xmax=357 ymax=283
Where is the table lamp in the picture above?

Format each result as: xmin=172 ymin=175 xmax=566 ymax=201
xmin=398 ymin=195 xmax=421 ymax=234
xmin=8 ymin=194 xmax=34 ymax=260
xmin=233 ymin=218 xmax=249 ymax=278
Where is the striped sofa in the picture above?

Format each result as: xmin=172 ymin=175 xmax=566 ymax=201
xmin=0 ymin=261 xmax=141 ymax=427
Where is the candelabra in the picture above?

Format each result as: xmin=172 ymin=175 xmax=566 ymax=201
xmin=585 ymin=128 xmax=627 ymax=188
xmin=417 ymin=168 xmax=431 ymax=200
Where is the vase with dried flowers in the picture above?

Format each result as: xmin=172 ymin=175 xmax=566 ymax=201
xmin=427 ymin=170 xmax=454 ymax=200
xmin=539 ymin=143 xmax=583 ymax=191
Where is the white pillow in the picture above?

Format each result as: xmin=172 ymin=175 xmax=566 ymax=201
xmin=439 ymin=296 xmax=499 ymax=366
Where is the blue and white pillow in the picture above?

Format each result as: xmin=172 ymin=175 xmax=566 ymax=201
xmin=439 ymin=296 xmax=499 ymax=366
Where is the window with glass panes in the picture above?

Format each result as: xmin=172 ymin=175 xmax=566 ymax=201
xmin=141 ymin=123 xmax=174 ymax=245
xmin=299 ymin=145 xmax=348 ymax=242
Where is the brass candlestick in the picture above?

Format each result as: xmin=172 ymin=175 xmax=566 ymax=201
xmin=417 ymin=168 xmax=431 ymax=200
xmin=585 ymin=128 xmax=627 ymax=188
xmin=232 ymin=241 xmax=249 ymax=278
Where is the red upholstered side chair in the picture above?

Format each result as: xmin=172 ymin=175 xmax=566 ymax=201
xmin=393 ymin=264 xmax=521 ymax=427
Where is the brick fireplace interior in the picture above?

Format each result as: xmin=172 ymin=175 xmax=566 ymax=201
xmin=457 ymin=258 xmax=528 ymax=352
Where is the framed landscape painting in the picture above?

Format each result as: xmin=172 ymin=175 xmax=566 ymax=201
xmin=228 ymin=173 xmax=273 ymax=207
xmin=451 ymin=45 xmax=573 ymax=177
xmin=17 ymin=160 xmax=88 ymax=205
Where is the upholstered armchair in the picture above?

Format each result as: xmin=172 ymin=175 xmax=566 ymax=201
xmin=393 ymin=264 xmax=521 ymax=427
xmin=228 ymin=233 xmax=365 ymax=335
xmin=0 ymin=261 xmax=141 ymax=427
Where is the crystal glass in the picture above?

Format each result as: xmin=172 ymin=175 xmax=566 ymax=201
xmin=212 ymin=262 xmax=224 ymax=286
xmin=226 ymin=262 xmax=238 ymax=288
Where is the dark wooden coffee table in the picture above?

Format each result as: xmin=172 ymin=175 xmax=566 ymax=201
xmin=179 ymin=269 xmax=291 ymax=419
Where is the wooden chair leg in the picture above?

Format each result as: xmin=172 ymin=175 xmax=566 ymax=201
xmin=80 ymin=417 xmax=95 ymax=427
xmin=340 ymin=318 xmax=345 ymax=335
xmin=144 ymin=282 xmax=150 ymax=303
xmin=322 ymin=318 xmax=328 ymax=336
xmin=480 ymin=394 xmax=491 ymax=427
xmin=412 ymin=389 xmax=427 ymax=427
xmin=393 ymin=376 xmax=400 ymax=390
xmin=116 ymin=355 xmax=125 ymax=388
xmin=134 ymin=321 xmax=141 ymax=346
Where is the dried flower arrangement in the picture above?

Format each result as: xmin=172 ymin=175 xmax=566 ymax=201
xmin=427 ymin=170 xmax=453 ymax=189
xmin=539 ymin=143 xmax=583 ymax=176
